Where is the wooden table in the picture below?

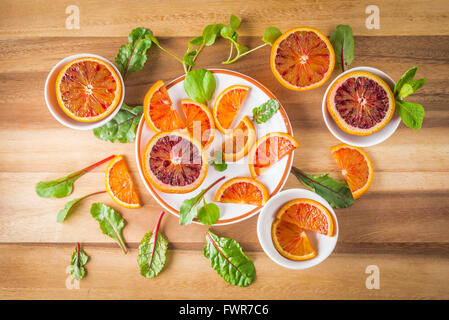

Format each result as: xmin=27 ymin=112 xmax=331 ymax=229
xmin=1 ymin=0 xmax=448 ymax=300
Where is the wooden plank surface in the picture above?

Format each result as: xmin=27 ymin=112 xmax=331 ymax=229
xmin=1 ymin=0 xmax=449 ymax=299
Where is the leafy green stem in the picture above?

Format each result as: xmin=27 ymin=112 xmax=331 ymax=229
xmin=193 ymin=176 xmax=226 ymax=208
xmin=291 ymin=167 xmax=345 ymax=200
xmin=148 ymin=211 xmax=165 ymax=268
xmin=188 ymin=43 xmax=205 ymax=72
xmin=66 ymin=155 xmax=115 ymax=184
xmin=116 ymin=112 xmax=143 ymax=126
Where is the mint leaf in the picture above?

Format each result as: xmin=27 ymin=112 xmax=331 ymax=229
xmin=252 ymin=99 xmax=280 ymax=124
xmin=115 ymin=27 xmax=153 ymax=79
xmin=329 ymin=25 xmax=354 ymax=72
xmin=204 ymin=230 xmax=256 ymax=287
xmin=184 ymin=69 xmax=216 ymax=104
xmin=394 ymin=66 xmax=426 ymax=99
xmin=262 ymin=27 xmax=282 ymax=46
xmin=209 ymin=150 xmax=227 ymax=172
xmin=93 ymin=104 xmax=143 ymax=143
xmin=70 ymin=243 xmax=88 ymax=281
xmin=90 ymin=203 xmax=128 ymax=254
xmin=291 ymin=167 xmax=354 ymax=208
xmin=197 ymin=203 xmax=220 ymax=226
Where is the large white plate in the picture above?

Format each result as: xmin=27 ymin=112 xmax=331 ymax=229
xmin=135 ymin=69 xmax=295 ymax=225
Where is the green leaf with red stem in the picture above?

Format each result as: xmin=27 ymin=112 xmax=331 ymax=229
xmin=70 ymin=242 xmax=88 ymax=280
xmin=138 ymin=211 xmax=168 ymax=278
xmin=57 ymin=191 xmax=106 ymax=223
xmin=329 ymin=25 xmax=354 ymax=72
xmin=35 ymin=155 xmax=115 ymax=198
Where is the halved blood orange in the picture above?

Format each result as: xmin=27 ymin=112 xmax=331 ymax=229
xmin=105 ymin=155 xmax=141 ymax=209
xmin=248 ymin=132 xmax=299 ymax=178
xmin=214 ymin=177 xmax=269 ymax=206
xmin=271 ymin=219 xmax=316 ymax=261
xmin=276 ymin=199 xmax=334 ymax=236
xmin=213 ymin=85 xmax=249 ymax=134
xmin=142 ymin=131 xmax=207 ymax=194
xmin=330 ymin=144 xmax=373 ymax=199
xmin=270 ymin=27 xmax=335 ymax=91
xmin=181 ymin=99 xmax=215 ymax=149
xmin=327 ymin=71 xmax=395 ymax=136
xmin=56 ymin=57 xmax=122 ymax=122
xmin=143 ymin=80 xmax=185 ymax=132
xmin=221 ymin=116 xmax=256 ymax=162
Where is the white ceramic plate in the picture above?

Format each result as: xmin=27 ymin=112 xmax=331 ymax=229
xmin=44 ymin=53 xmax=125 ymax=130
xmin=257 ymin=188 xmax=339 ymax=270
xmin=135 ymin=69 xmax=295 ymax=225
xmin=322 ymin=66 xmax=401 ymax=147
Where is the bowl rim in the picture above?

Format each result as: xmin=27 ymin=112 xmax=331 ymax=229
xmin=322 ymin=66 xmax=401 ymax=147
xmin=257 ymin=188 xmax=339 ymax=270
xmin=44 ymin=53 xmax=125 ymax=130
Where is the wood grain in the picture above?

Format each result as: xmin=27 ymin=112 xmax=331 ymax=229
xmin=0 ymin=0 xmax=449 ymax=299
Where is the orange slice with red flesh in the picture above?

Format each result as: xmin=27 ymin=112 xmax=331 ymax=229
xmin=270 ymin=27 xmax=335 ymax=91
xmin=143 ymin=80 xmax=185 ymax=132
xmin=221 ymin=116 xmax=256 ymax=162
xmin=105 ymin=155 xmax=141 ymax=209
xmin=213 ymin=85 xmax=249 ymax=134
xmin=330 ymin=144 xmax=373 ymax=199
xmin=181 ymin=99 xmax=215 ymax=149
xmin=142 ymin=131 xmax=208 ymax=194
xmin=214 ymin=177 xmax=269 ymax=206
xmin=56 ymin=57 xmax=122 ymax=122
xmin=248 ymin=132 xmax=299 ymax=178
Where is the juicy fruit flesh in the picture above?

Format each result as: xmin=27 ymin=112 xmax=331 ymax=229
xmin=253 ymin=136 xmax=295 ymax=173
xmin=272 ymin=219 xmax=315 ymax=259
xmin=218 ymin=181 xmax=264 ymax=206
xmin=59 ymin=60 xmax=118 ymax=117
xmin=333 ymin=76 xmax=390 ymax=129
xmin=332 ymin=147 xmax=370 ymax=193
xmin=149 ymin=135 xmax=202 ymax=186
xmin=222 ymin=119 xmax=250 ymax=155
xmin=275 ymin=31 xmax=331 ymax=87
xmin=182 ymin=102 xmax=212 ymax=146
xmin=149 ymin=86 xmax=185 ymax=131
xmin=108 ymin=158 xmax=140 ymax=205
xmin=280 ymin=202 xmax=330 ymax=235
xmin=216 ymin=88 xmax=248 ymax=130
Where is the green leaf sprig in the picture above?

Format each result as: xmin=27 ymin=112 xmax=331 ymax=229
xmin=93 ymin=104 xmax=143 ymax=143
xmin=57 ymin=191 xmax=106 ymax=223
xmin=70 ymin=242 xmax=89 ymax=281
xmin=115 ymin=28 xmax=153 ymax=79
xmin=183 ymin=69 xmax=217 ymax=104
xmin=329 ymin=25 xmax=354 ymax=72
xmin=291 ymin=167 xmax=354 ymax=208
xmin=394 ymin=66 xmax=426 ymax=129
xmin=209 ymin=150 xmax=227 ymax=172
xmin=252 ymin=99 xmax=280 ymax=124
xmin=35 ymin=155 xmax=115 ymax=198
xmin=90 ymin=203 xmax=128 ymax=254
xmin=203 ymin=230 xmax=256 ymax=287
xmin=138 ymin=211 xmax=168 ymax=279
xmin=179 ymin=176 xmax=225 ymax=226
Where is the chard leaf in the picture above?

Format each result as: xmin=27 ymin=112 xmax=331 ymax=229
xmin=57 ymin=191 xmax=106 ymax=223
xmin=204 ymin=230 xmax=255 ymax=287
xmin=329 ymin=25 xmax=354 ymax=72
xmin=35 ymin=155 xmax=115 ymax=198
xmin=395 ymin=99 xmax=425 ymax=130
xmin=115 ymin=27 xmax=153 ymax=79
xmin=262 ymin=27 xmax=282 ymax=46
xmin=179 ymin=193 xmax=203 ymax=225
xmin=197 ymin=203 xmax=220 ymax=226
xmin=70 ymin=243 xmax=88 ymax=281
xmin=252 ymin=99 xmax=280 ymax=124
xmin=93 ymin=105 xmax=143 ymax=143
xmin=184 ymin=69 xmax=216 ymax=104
xmin=291 ymin=167 xmax=354 ymax=208
xmin=138 ymin=211 xmax=168 ymax=279
xmin=90 ymin=203 xmax=128 ymax=254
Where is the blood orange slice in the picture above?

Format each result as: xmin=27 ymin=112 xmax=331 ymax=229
xmin=142 ymin=131 xmax=207 ymax=193
xmin=327 ymin=71 xmax=395 ymax=136
xmin=143 ymin=80 xmax=185 ymax=132
xmin=270 ymin=27 xmax=335 ymax=91
xmin=271 ymin=219 xmax=316 ymax=261
xmin=248 ymin=132 xmax=299 ymax=178
xmin=221 ymin=116 xmax=256 ymax=162
xmin=181 ymin=99 xmax=215 ymax=149
xmin=105 ymin=155 xmax=141 ymax=209
xmin=214 ymin=177 xmax=269 ymax=206
xmin=56 ymin=57 xmax=122 ymax=122
xmin=276 ymin=199 xmax=334 ymax=236
xmin=213 ymin=85 xmax=249 ymax=134
xmin=330 ymin=144 xmax=373 ymax=199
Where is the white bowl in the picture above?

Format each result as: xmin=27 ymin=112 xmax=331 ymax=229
xmin=44 ymin=53 xmax=124 ymax=130
xmin=257 ymin=188 xmax=339 ymax=270
xmin=322 ymin=66 xmax=400 ymax=147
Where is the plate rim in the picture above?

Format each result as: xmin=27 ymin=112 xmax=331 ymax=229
xmin=135 ymin=68 xmax=295 ymax=225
